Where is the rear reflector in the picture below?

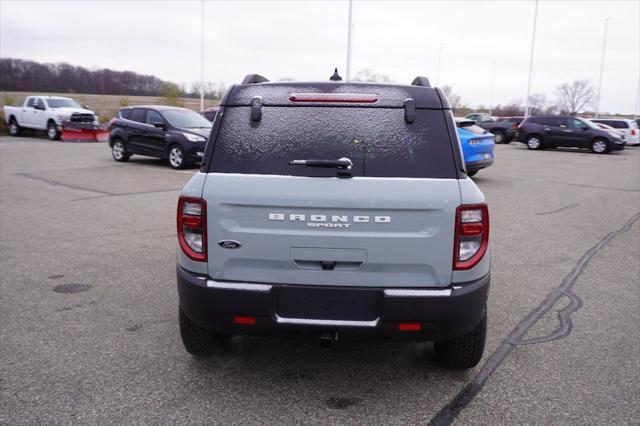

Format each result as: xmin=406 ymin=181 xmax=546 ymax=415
xmin=461 ymin=222 xmax=483 ymax=236
xmin=289 ymin=93 xmax=378 ymax=103
xmin=234 ymin=316 xmax=256 ymax=325
xmin=398 ymin=323 xmax=421 ymax=331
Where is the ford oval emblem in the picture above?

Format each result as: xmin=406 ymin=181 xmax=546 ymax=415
xmin=218 ymin=240 xmax=242 ymax=249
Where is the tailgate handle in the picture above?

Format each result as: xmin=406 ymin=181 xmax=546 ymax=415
xmin=291 ymin=248 xmax=366 ymax=271
xmin=321 ymin=261 xmax=336 ymax=271
xmin=293 ymin=259 xmax=362 ymax=271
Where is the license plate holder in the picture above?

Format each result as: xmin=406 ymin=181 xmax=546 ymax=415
xmin=275 ymin=286 xmax=380 ymax=321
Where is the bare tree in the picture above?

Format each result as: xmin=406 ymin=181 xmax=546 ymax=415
xmin=441 ymin=85 xmax=462 ymax=109
xmin=527 ymin=93 xmax=546 ymax=115
xmin=555 ymin=80 xmax=595 ymax=114
xmin=352 ymin=68 xmax=393 ymax=83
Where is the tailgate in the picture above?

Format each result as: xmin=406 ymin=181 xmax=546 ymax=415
xmin=203 ymin=174 xmax=460 ymax=288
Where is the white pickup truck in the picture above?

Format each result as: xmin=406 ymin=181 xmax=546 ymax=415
xmin=3 ymin=95 xmax=98 ymax=140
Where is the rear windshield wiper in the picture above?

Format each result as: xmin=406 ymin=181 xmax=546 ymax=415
xmin=288 ymin=157 xmax=353 ymax=178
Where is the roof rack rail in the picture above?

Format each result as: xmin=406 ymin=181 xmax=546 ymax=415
xmin=411 ymin=76 xmax=431 ymax=88
xmin=241 ymin=74 xmax=270 ymax=85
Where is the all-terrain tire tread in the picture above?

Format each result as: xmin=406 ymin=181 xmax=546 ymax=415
xmin=434 ymin=315 xmax=487 ymax=369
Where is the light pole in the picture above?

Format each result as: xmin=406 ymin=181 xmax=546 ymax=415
xmin=489 ymin=59 xmax=497 ymax=116
xmin=524 ymin=0 xmax=539 ymax=118
xmin=435 ymin=46 xmax=443 ymax=86
xmin=199 ymin=0 xmax=205 ymax=112
xmin=595 ymin=17 xmax=610 ymax=119
xmin=346 ymin=0 xmax=353 ymax=81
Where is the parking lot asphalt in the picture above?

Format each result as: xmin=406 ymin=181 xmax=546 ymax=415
xmin=1 ymin=135 xmax=638 ymax=425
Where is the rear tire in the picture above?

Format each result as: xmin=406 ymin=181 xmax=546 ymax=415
xmin=467 ymin=170 xmax=478 ymax=177
xmin=179 ymin=309 xmax=229 ymax=356
xmin=526 ymin=134 xmax=543 ymax=150
xmin=8 ymin=117 xmax=21 ymax=136
xmin=492 ymin=130 xmax=506 ymax=144
xmin=111 ymin=139 xmax=130 ymax=162
xmin=591 ymin=138 xmax=610 ymax=154
xmin=46 ymin=120 xmax=60 ymax=140
xmin=434 ymin=314 xmax=486 ymax=369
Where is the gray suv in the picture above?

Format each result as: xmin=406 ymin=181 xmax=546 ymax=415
xmin=176 ymin=73 xmax=491 ymax=369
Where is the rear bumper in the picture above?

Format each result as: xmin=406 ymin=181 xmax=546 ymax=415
xmin=466 ymin=157 xmax=494 ymax=172
xmin=177 ymin=266 xmax=490 ymax=342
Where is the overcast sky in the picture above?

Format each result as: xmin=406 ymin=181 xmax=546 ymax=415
xmin=1 ymin=0 xmax=638 ymax=114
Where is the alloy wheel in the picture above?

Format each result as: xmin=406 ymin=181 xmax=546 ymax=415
xmin=169 ymin=147 xmax=184 ymax=168
xmin=113 ymin=142 xmax=125 ymax=160
xmin=592 ymin=140 xmax=607 ymax=153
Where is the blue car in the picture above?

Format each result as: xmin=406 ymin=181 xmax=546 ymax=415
xmin=455 ymin=118 xmax=495 ymax=177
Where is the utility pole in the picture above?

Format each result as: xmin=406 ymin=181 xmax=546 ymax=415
xmin=524 ymin=0 xmax=539 ymax=118
xmin=595 ymin=17 xmax=610 ymax=119
xmin=346 ymin=0 xmax=353 ymax=81
xmin=489 ymin=59 xmax=497 ymax=116
xmin=436 ymin=46 xmax=443 ymax=86
xmin=200 ymin=0 xmax=205 ymax=112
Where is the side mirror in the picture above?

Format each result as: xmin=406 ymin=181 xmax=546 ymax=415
xmin=154 ymin=122 xmax=167 ymax=130
xmin=83 ymin=105 xmax=90 ymax=110
xmin=34 ymin=104 xmax=45 ymax=110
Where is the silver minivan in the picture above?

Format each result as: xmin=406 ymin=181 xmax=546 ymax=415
xmin=590 ymin=118 xmax=639 ymax=146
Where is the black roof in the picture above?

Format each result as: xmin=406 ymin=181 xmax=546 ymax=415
xmin=220 ymin=74 xmax=450 ymax=110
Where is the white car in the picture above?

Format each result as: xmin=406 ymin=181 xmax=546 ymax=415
xmin=590 ymin=118 xmax=639 ymax=146
xmin=3 ymin=95 xmax=98 ymax=140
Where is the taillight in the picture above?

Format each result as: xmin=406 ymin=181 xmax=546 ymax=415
xmin=631 ymin=129 xmax=637 ymax=136
xmin=453 ymin=204 xmax=489 ymax=270
xmin=177 ymin=196 xmax=207 ymax=261
xmin=511 ymin=123 xmax=518 ymax=130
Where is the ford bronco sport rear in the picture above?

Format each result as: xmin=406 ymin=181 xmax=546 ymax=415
xmin=176 ymin=73 xmax=490 ymax=369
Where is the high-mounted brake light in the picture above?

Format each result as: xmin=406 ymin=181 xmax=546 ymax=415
xmin=234 ymin=316 xmax=256 ymax=325
xmin=288 ymin=93 xmax=378 ymax=103
xmin=453 ymin=204 xmax=489 ymax=270
xmin=398 ymin=323 xmax=421 ymax=331
xmin=177 ymin=196 xmax=207 ymax=262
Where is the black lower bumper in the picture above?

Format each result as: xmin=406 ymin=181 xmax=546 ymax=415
xmin=466 ymin=158 xmax=494 ymax=172
xmin=177 ymin=266 xmax=490 ymax=342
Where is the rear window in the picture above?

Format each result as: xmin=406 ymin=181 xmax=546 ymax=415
xmin=129 ymin=108 xmax=146 ymax=123
xmin=458 ymin=123 xmax=487 ymax=135
xmin=210 ymin=107 xmax=456 ymax=178
xmin=593 ymin=120 xmax=630 ymax=129
xmin=528 ymin=117 xmax=552 ymax=125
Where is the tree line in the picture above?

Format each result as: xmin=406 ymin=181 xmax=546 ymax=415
xmin=352 ymin=69 xmax=603 ymax=117
xmin=0 ymin=58 xmax=226 ymax=100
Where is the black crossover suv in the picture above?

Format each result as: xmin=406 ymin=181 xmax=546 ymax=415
xmin=516 ymin=115 xmax=625 ymax=154
xmin=109 ymin=106 xmax=212 ymax=169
